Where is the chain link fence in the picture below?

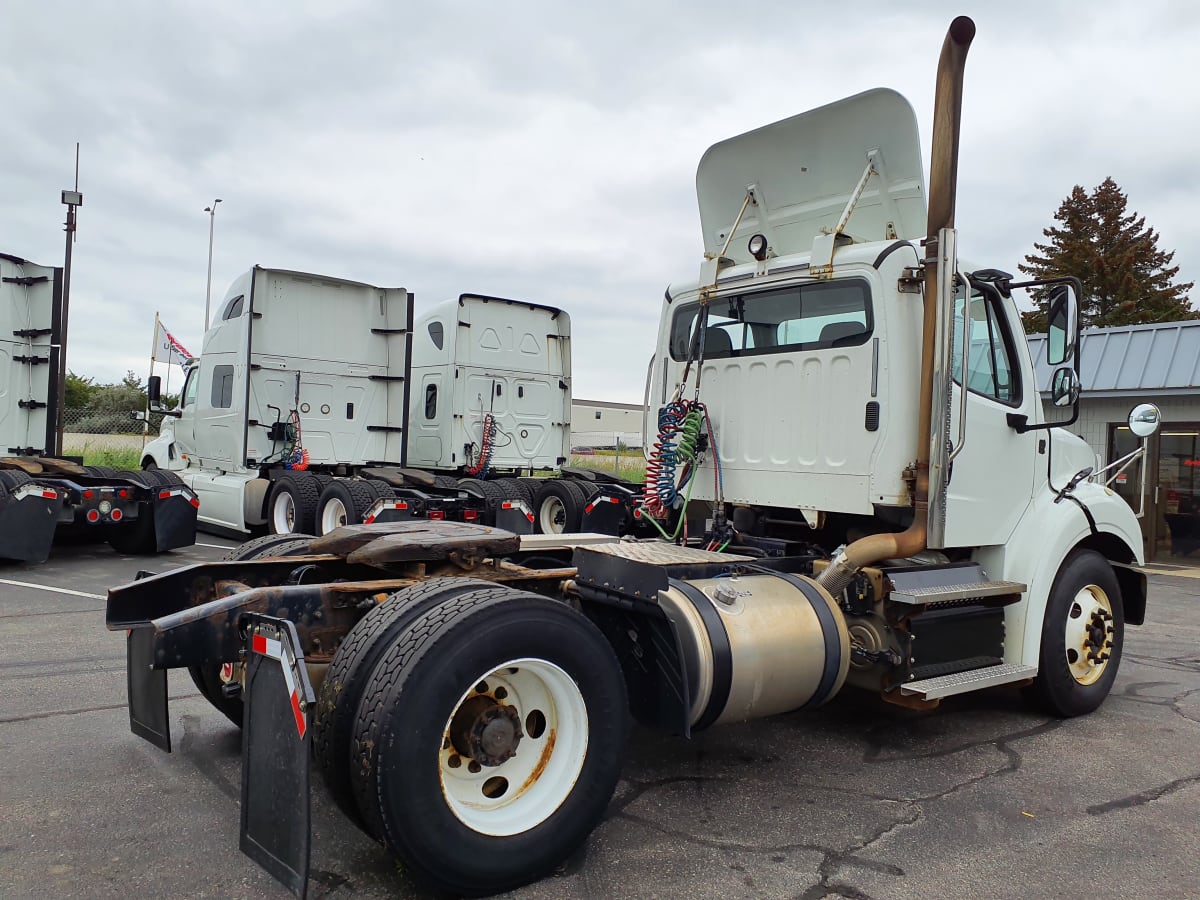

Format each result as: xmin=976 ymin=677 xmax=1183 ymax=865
xmin=60 ymin=406 xmax=160 ymax=460
xmin=569 ymin=431 xmax=645 ymax=481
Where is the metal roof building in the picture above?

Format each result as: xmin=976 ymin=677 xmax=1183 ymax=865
xmin=1028 ymin=320 xmax=1200 ymax=397
xmin=1027 ymin=319 xmax=1200 ymax=562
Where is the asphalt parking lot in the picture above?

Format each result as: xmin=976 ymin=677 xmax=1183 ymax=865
xmin=2 ymin=540 xmax=1199 ymax=899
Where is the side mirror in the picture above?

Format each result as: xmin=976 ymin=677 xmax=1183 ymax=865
xmin=1128 ymin=402 xmax=1161 ymax=438
xmin=1046 ymin=283 xmax=1079 ymax=366
xmin=147 ymin=375 xmax=162 ymax=405
xmin=1051 ymin=367 xmax=1080 ymax=407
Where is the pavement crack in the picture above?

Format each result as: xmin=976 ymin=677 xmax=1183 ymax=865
xmin=0 ymin=693 xmax=196 ymax=724
xmin=1087 ymin=772 xmax=1200 ymax=815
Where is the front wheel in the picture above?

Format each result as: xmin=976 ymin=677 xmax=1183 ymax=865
xmin=349 ymin=588 xmax=628 ymax=896
xmin=1024 ymin=549 xmax=1124 ymax=717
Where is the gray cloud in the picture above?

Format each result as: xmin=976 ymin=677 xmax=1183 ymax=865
xmin=3 ymin=2 xmax=1196 ymax=399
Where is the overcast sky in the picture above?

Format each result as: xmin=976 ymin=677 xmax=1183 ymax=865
xmin=3 ymin=2 xmax=1197 ymax=402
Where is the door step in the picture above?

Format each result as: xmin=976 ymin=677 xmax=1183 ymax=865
xmin=888 ymin=579 xmax=1026 ymax=605
xmin=899 ymin=662 xmax=1037 ymax=699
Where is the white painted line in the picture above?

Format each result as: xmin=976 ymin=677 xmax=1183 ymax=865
xmin=195 ymin=542 xmax=234 ymax=550
xmin=0 ymin=578 xmax=105 ymax=600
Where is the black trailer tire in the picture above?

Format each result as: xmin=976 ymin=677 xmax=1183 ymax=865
xmin=190 ymin=534 xmax=317 ymax=724
xmin=456 ymin=477 xmax=509 ymax=514
xmin=348 ymin=588 xmax=627 ymax=897
xmin=316 ymin=479 xmax=382 ymax=535
xmin=266 ymin=473 xmax=321 ymax=535
xmin=84 ymin=465 xmax=121 ymax=478
xmin=313 ymin=578 xmax=515 ymax=829
xmin=490 ymin=477 xmax=536 ymax=508
xmin=533 ymin=479 xmax=585 ymax=534
xmin=365 ymin=478 xmax=395 ymax=499
xmin=1023 ymin=550 xmax=1125 ymax=717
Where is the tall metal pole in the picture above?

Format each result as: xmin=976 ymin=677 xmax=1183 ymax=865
xmin=56 ymin=144 xmax=82 ymax=458
xmin=203 ymin=198 xmax=222 ymax=331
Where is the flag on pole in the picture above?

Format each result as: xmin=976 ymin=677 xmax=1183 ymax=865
xmin=153 ymin=317 xmax=192 ymax=367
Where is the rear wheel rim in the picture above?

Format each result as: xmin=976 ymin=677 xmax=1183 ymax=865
xmin=538 ymin=497 xmax=566 ymax=534
xmin=439 ymin=657 xmax=588 ymax=836
xmin=321 ymin=498 xmax=349 ymax=534
xmin=272 ymin=492 xmax=296 ymax=533
xmin=1063 ymin=584 xmax=1115 ymax=685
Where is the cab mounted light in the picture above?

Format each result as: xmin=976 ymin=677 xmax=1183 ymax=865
xmin=747 ymin=233 xmax=769 ymax=261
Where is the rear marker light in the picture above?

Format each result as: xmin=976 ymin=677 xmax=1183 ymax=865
xmin=83 ymin=490 xmax=94 ymax=500
xmin=86 ymin=509 xmax=100 ymax=523
xmin=428 ymin=510 xmax=446 ymax=520
xmin=110 ymin=508 xmax=123 ymax=522
xmin=118 ymin=489 xmax=128 ymax=499
xmin=463 ymin=509 xmax=479 ymax=521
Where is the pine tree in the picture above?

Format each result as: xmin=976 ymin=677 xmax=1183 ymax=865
xmin=1019 ymin=177 xmax=1195 ymax=332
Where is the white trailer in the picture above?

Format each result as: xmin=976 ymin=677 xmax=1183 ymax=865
xmin=0 ymin=252 xmax=197 ymax=563
xmin=109 ymin=17 xmax=1157 ymax=898
xmin=144 ymin=267 xmax=576 ymax=535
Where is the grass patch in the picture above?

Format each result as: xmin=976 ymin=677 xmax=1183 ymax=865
xmin=570 ymin=452 xmax=646 ymax=484
xmin=74 ymin=446 xmax=143 ymax=469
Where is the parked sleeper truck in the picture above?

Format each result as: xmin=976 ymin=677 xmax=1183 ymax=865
xmin=107 ymin=17 xmax=1154 ymax=898
xmin=0 ymin=252 xmax=197 ymax=563
xmin=141 ymin=266 xmax=635 ymax=537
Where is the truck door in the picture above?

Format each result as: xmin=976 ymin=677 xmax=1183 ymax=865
xmin=173 ymin=367 xmax=199 ymax=457
xmin=191 ymin=290 xmax=250 ymax=468
xmin=940 ymin=283 xmax=1039 ymax=546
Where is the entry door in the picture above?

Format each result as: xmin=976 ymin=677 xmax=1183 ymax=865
xmin=1109 ymin=422 xmax=1200 ymax=562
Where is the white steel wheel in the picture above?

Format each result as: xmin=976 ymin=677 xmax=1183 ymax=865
xmin=348 ymin=588 xmax=627 ymax=897
xmin=320 ymin=497 xmax=349 ymax=534
xmin=271 ymin=491 xmax=296 ymax=533
xmin=538 ymin=495 xmax=567 ymax=534
xmin=1063 ymin=584 xmax=1115 ymax=686
xmin=439 ymin=658 xmax=588 ymax=836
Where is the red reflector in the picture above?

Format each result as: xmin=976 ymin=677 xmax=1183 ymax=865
xmin=395 ymin=501 xmax=408 ymax=510
xmin=110 ymin=508 xmax=123 ymax=522
xmin=252 ymin=634 xmax=268 ymax=655
xmin=119 ymin=489 xmax=128 ymax=499
xmin=584 ymin=502 xmax=595 ymax=514
xmin=41 ymin=489 xmax=57 ymax=499
xmin=364 ymin=514 xmax=377 ymax=524
xmin=86 ymin=509 xmax=100 ymax=523
xmin=83 ymin=490 xmax=94 ymax=500
xmin=428 ymin=510 xmax=446 ymax=520
xmin=463 ymin=509 xmax=479 ymax=521
xmin=159 ymin=490 xmax=171 ymax=499
xmin=190 ymin=496 xmax=200 ymax=508
xmin=501 ymin=501 xmax=514 ymax=509
xmin=526 ymin=513 xmax=535 ymax=523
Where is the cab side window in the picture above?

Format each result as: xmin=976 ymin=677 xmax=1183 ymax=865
xmin=181 ymin=370 xmax=198 ymax=409
xmin=951 ymin=288 xmax=1020 ymax=405
xmin=211 ymin=365 xmax=235 ymax=408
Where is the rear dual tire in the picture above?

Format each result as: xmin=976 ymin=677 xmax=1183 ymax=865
xmin=318 ymin=585 xmax=627 ymax=897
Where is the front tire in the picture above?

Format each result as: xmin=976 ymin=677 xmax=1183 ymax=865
xmin=349 ymin=588 xmax=627 ymax=896
xmin=1024 ymin=550 xmax=1124 ymax=717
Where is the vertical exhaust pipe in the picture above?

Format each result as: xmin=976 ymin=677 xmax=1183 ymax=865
xmin=817 ymin=16 xmax=975 ymax=594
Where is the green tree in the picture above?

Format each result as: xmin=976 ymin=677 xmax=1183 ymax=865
xmin=1019 ymin=177 xmax=1195 ymax=332
xmin=64 ymin=371 xmax=95 ymax=408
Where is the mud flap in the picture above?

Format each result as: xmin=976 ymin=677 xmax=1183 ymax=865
xmin=239 ymin=613 xmax=314 ymax=899
xmin=126 ymin=626 xmax=171 ymax=751
xmin=580 ymin=486 xmax=633 ymax=535
xmin=0 ymin=487 xmax=63 ymax=563
xmin=152 ymin=488 xmax=199 ymax=551
xmin=495 ymin=499 xmax=536 ymax=534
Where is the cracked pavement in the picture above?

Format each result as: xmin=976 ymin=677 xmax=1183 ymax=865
xmin=1 ymin=541 xmax=1198 ymax=899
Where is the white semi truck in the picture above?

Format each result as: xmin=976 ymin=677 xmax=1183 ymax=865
xmin=0 ymin=252 xmax=197 ymax=563
xmin=140 ymin=266 xmax=608 ymax=536
xmin=108 ymin=17 xmax=1156 ymax=898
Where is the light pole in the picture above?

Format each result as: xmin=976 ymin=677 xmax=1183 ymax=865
xmin=203 ymin=198 xmax=222 ymax=331
xmin=56 ymin=144 xmax=83 ymax=457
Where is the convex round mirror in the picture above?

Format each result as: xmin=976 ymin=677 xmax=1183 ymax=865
xmin=1128 ymin=403 xmax=1161 ymax=438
